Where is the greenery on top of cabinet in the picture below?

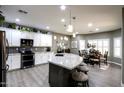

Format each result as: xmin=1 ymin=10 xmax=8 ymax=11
xmin=1 ymin=22 xmax=48 ymax=34
xmin=0 ymin=14 xmax=5 ymax=25
xmin=8 ymin=23 xmax=16 ymax=29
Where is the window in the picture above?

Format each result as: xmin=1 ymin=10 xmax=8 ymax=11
xmin=79 ymin=40 xmax=85 ymax=50
xmin=114 ymin=37 xmax=121 ymax=58
xmin=71 ymin=41 xmax=77 ymax=48
xmin=88 ymin=39 xmax=109 ymax=55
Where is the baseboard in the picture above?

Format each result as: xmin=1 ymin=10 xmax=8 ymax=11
xmin=108 ymin=61 xmax=121 ymax=66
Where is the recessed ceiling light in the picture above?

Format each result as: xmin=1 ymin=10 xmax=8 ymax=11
xmin=15 ymin=18 xmax=20 ymax=22
xmin=96 ymin=28 xmax=99 ymax=31
xmin=60 ymin=5 xmax=66 ymax=11
xmin=66 ymin=25 xmax=73 ymax=32
xmin=88 ymin=23 xmax=93 ymax=27
xmin=46 ymin=26 xmax=50 ymax=29
xmin=61 ymin=19 xmax=65 ymax=22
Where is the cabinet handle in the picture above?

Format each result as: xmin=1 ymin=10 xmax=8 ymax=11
xmin=6 ymin=38 xmax=9 ymax=61
xmin=6 ymin=64 xmax=9 ymax=71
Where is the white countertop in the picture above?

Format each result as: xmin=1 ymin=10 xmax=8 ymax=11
xmin=48 ymin=53 xmax=83 ymax=70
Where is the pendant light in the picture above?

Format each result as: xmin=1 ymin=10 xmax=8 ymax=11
xmin=72 ymin=17 xmax=76 ymax=38
xmin=66 ymin=7 xmax=73 ymax=32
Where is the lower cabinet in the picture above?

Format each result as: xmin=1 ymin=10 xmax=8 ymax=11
xmin=35 ymin=52 xmax=52 ymax=65
xmin=11 ymin=54 xmax=21 ymax=70
xmin=35 ymin=53 xmax=42 ymax=65
xmin=6 ymin=54 xmax=12 ymax=71
xmin=6 ymin=54 xmax=21 ymax=71
xmin=7 ymin=52 xmax=52 ymax=71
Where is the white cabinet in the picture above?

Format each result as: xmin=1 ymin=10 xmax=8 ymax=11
xmin=11 ymin=30 xmax=21 ymax=46
xmin=41 ymin=35 xmax=46 ymax=46
xmin=29 ymin=32 xmax=35 ymax=39
xmin=0 ymin=27 xmax=53 ymax=47
xmin=21 ymin=31 xmax=27 ymax=39
xmin=42 ymin=52 xmax=51 ymax=64
xmin=34 ymin=33 xmax=42 ymax=46
xmin=21 ymin=32 xmax=35 ymax=39
xmin=0 ymin=27 xmax=22 ymax=46
xmin=11 ymin=54 xmax=21 ymax=70
xmin=6 ymin=54 xmax=12 ymax=71
xmin=5 ymin=29 xmax=12 ymax=46
xmin=41 ymin=34 xmax=52 ymax=47
xmin=35 ymin=52 xmax=52 ymax=65
xmin=6 ymin=54 xmax=21 ymax=71
xmin=35 ymin=53 xmax=42 ymax=65
xmin=41 ymin=53 xmax=48 ymax=64
xmin=45 ymin=35 xmax=52 ymax=47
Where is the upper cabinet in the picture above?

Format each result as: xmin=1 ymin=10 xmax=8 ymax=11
xmin=0 ymin=27 xmax=12 ymax=46
xmin=34 ymin=33 xmax=42 ymax=46
xmin=34 ymin=34 xmax=52 ymax=47
xmin=11 ymin=30 xmax=21 ymax=46
xmin=41 ymin=34 xmax=52 ymax=47
xmin=0 ymin=27 xmax=52 ymax=47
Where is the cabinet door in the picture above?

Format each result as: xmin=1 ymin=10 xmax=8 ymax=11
xmin=11 ymin=30 xmax=21 ymax=46
xmin=34 ymin=33 xmax=42 ymax=46
xmin=35 ymin=53 xmax=41 ymax=65
xmin=5 ymin=29 xmax=12 ymax=46
xmin=21 ymin=31 xmax=27 ymax=39
xmin=45 ymin=35 xmax=52 ymax=47
xmin=6 ymin=55 xmax=12 ymax=71
xmin=41 ymin=34 xmax=46 ymax=46
xmin=11 ymin=55 xmax=20 ymax=69
xmin=21 ymin=32 xmax=35 ymax=40
xmin=25 ymin=32 xmax=33 ymax=39
xmin=41 ymin=53 xmax=49 ymax=64
xmin=29 ymin=32 xmax=35 ymax=39
xmin=41 ymin=34 xmax=52 ymax=47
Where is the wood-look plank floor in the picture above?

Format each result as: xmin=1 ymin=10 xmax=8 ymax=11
xmin=7 ymin=63 xmax=121 ymax=87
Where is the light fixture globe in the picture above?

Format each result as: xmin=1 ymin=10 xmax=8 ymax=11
xmin=73 ymin=33 xmax=76 ymax=38
xmin=67 ymin=24 xmax=73 ymax=32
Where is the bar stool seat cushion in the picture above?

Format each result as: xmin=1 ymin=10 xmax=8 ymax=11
xmin=90 ymin=58 xmax=99 ymax=61
xmin=80 ymin=62 xmax=87 ymax=66
xmin=72 ymin=72 xmax=88 ymax=82
xmin=77 ymin=65 xmax=89 ymax=72
xmin=100 ymin=57 xmax=106 ymax=60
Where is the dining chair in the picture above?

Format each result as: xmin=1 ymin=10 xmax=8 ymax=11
xmin=100 ymin=51 xmax=108 ymax=65
xmin=78 ymin=50 xmax=82 ymax=57
xmin=89 ymin=52 xmax=101 ymax=67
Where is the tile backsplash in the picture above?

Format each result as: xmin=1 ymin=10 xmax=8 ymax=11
xmin=9 ymin=47 xmax=51 ymax=54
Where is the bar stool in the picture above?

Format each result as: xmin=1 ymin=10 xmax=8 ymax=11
xmin=76 ymin=65 xmax=89 ymax=74
xmin=72 ymin=71 xmax=89 ymax=87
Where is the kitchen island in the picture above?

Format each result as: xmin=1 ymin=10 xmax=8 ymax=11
xmin=48 ymin=53 xmax=83 ymax=87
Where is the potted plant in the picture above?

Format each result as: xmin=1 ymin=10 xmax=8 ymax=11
xmin=8 ymin=23 xmax=16 ymax=29
xmin=0 ymin=14 xmax=5 ymax=26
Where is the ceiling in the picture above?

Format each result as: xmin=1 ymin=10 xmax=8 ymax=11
xmin=0 ymin=5 xmax=123 ymax=35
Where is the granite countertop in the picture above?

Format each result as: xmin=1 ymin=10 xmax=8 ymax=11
xmin=9 ymin=51 xmax=53 ymax=54
xmin=48 ymin=53 xmax=83 ymax=70
xmin=35 ymin=51 xmax=53 ymax=53
xmin=8 ymin=53 xmax=20 ymax=56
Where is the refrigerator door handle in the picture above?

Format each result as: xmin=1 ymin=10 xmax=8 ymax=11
xmin=6 ymin=38 xmax=9 ymax=61
xmin=6 ymin=64 xmax=9 ymax=71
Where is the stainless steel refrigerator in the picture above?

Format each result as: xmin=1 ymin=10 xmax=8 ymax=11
xmin=0 ymin=31 xmax=9 ymax=87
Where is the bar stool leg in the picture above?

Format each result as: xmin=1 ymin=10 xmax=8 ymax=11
xmin=87 ymin=80 xmax=89 ymax=87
